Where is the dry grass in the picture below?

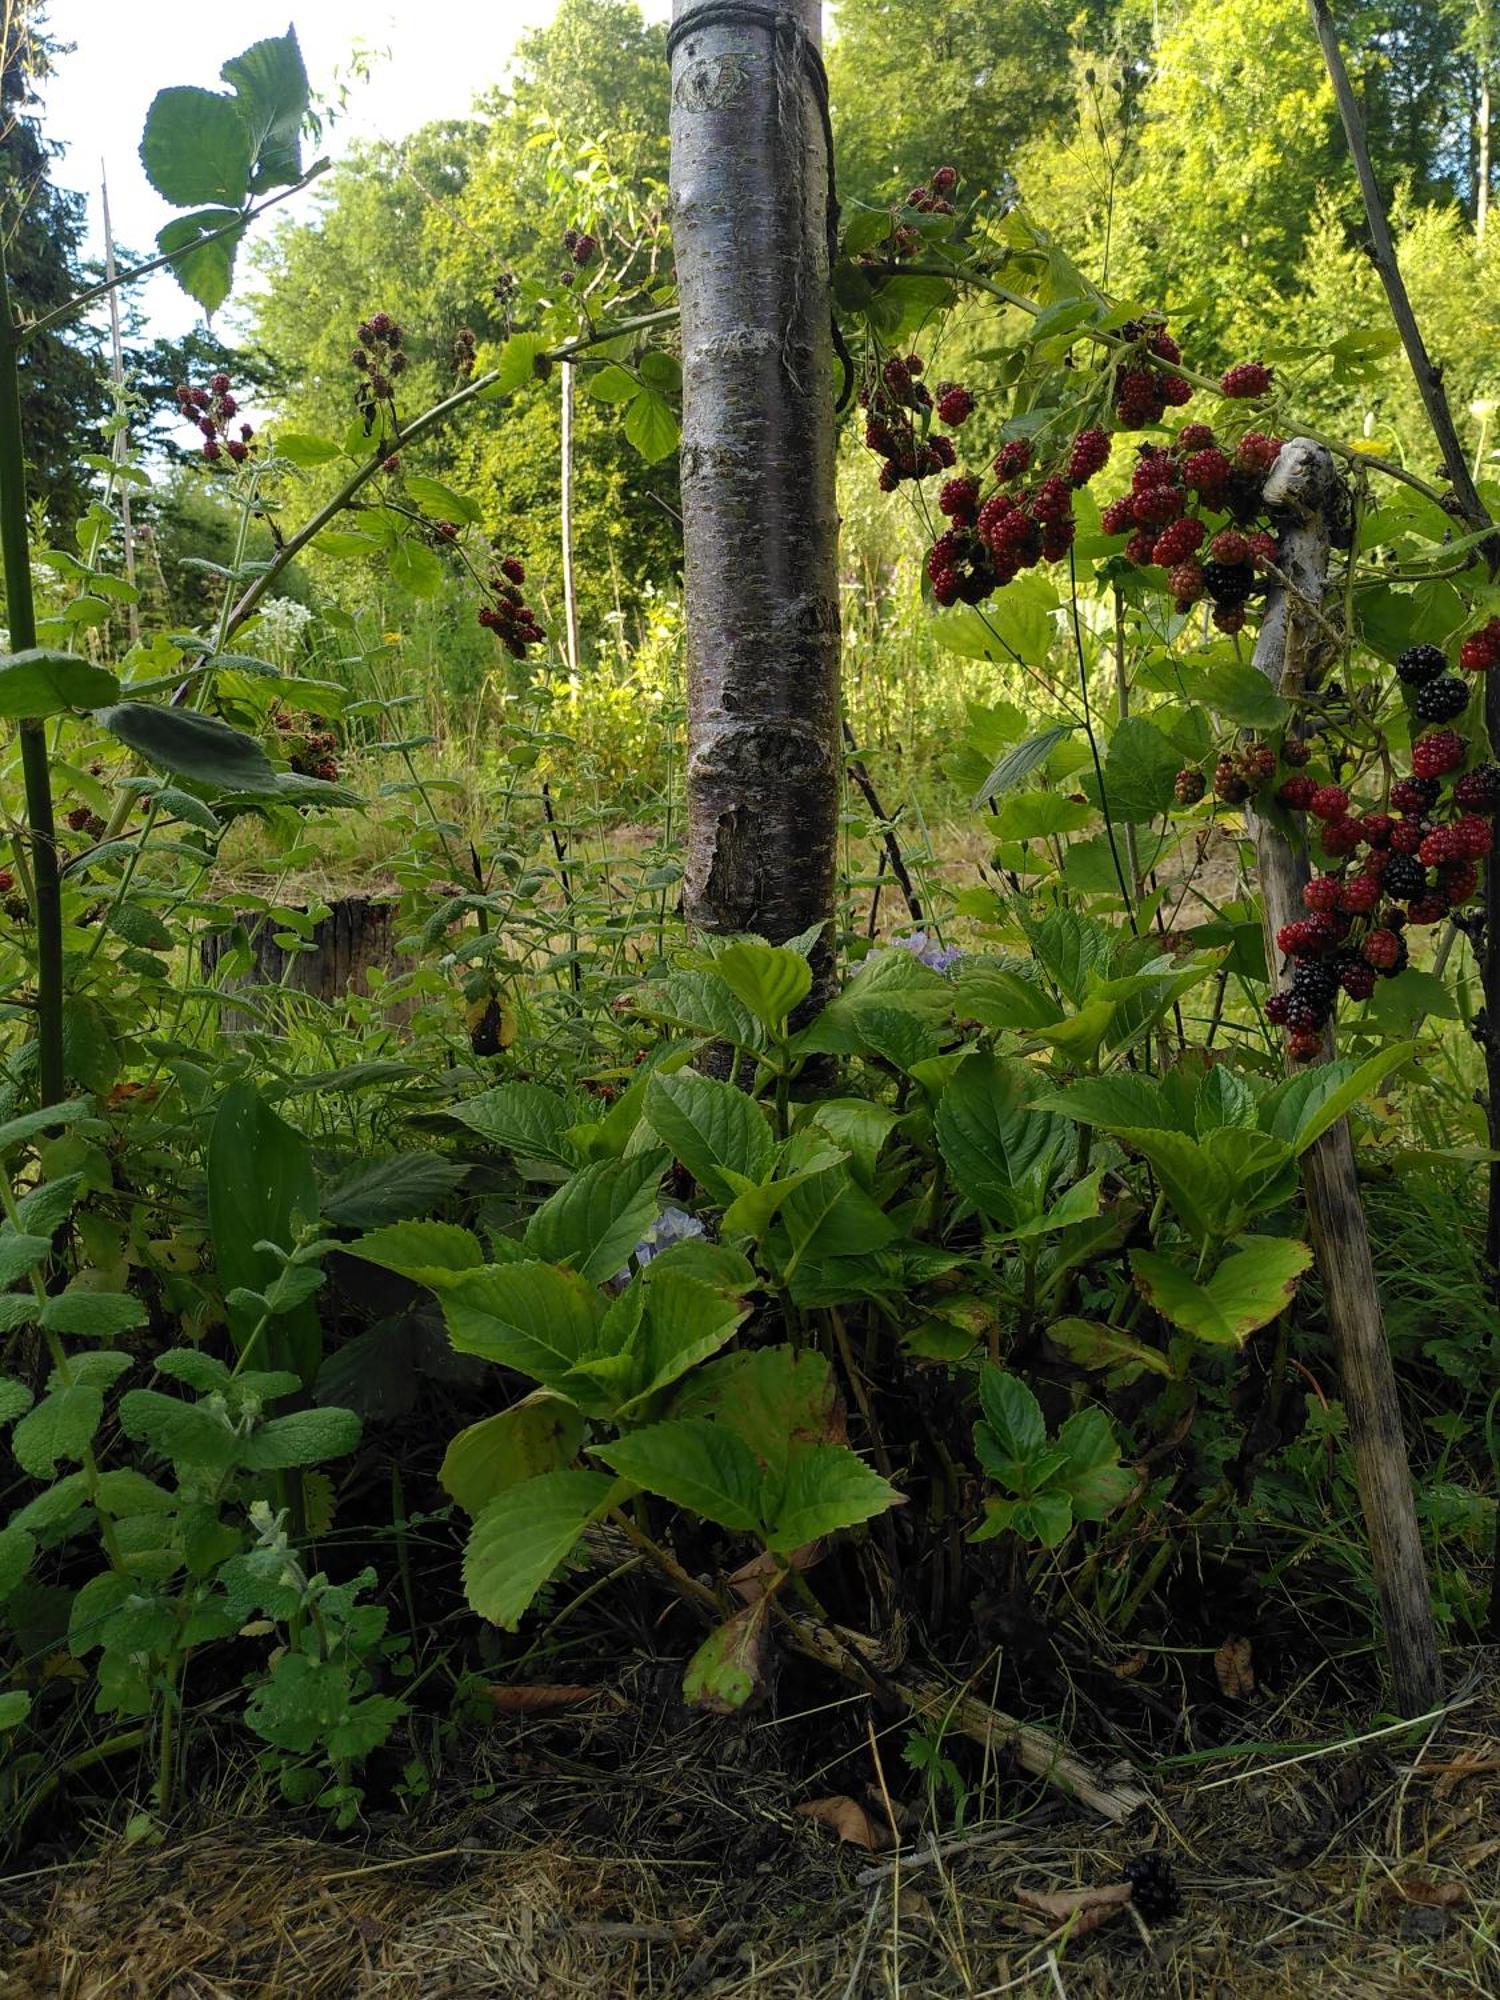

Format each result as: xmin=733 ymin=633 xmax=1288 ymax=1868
xmin=6 ymin=1658 xmax=1500 ymax=2000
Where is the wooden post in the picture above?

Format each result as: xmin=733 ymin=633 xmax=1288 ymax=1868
xmin=1246 ymin=438 xmax=1442 ymax=1716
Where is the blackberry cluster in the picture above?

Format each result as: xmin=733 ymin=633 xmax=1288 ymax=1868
xmin=272 ymin=707 xmax=340 ymax=783
xmin=1267 ymin=653 xmax=1497 ymax=1060
xmin=560 ymin=228 xmax=598 ymax=286
xmin=863 ymin=353 xmax=965 ymax=498
xmin=453 ymin=326 xmax=477 ymax=382
xmin=853 ymin=163 xmax=959 ymax=267
xmin=1112 ymin=319 xmax=1192 ymax=426
xmin=64 ymin=805 xmax=107 ymax=840
xmin=1120 ymin=1851 xmax=1182 ymax=1924
xmin=477 ymin=554 xmax=545 ymax=658
xmin=1220 ymin=360 xmax=1273 ymax=399
xmin=174 ymin=374 xmax=255 ymax=466
xmin=352 ymin=313 xmax=408 ymax=431
xmin=1103 ymin=426 xmax=1283 ymax=633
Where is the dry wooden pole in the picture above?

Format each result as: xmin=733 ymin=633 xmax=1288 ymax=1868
xmin=668 ymin=0 xmax=842 ymax=982
xmin=1246 ymin=438 xmax=1441 ymax=1716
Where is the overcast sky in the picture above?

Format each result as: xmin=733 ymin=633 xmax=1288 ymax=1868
xmin=43 ymin=0 xmax=669 ymax=337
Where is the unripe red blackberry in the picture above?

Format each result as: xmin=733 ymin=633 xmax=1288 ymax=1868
xmin=1320 ymin=816 xmax=1362 ymax=857
xmin=1413 ymin=675 xmax=1470 ymax=724
xmin=1265 ymin=991 xmax=1292 ymax=1025
xmin=1406 ymin=891 xmax=1448 ymax=925
xmin=1457 ymin=813 xmax=1494 ymax=857
xmin=1182 ymin=446 xmax=1230 ymax=502
xmin=1100 ymin=494 xmax=1137 ymax=535
xmin=1276 ymin=919 xmax=1314 ymax=956
xmin=1454 ymin=764 xmax=1500 ymax=813
xmin=369 ymin=312 xmax=394 ymax=337
xmin=931 ymin=164 xmax=957 ymax=195
xmin=1213 ymin=604 xmax=1247 ymax=634
xmin=1339 ymin=872 xmax=1380 ymax=914
xmin=1125 ymin=527 xmax=1159 ymax=567
xmin=1220 ymin=361 xmax=1272 ymax=398
xmin=1458 ymin=618 xmax=1500 ymax=671
xmin=876 ymin=460 xmax=900 ymax=493
xmin=1040 ymin=517 xmax=1076 ymax=561
xmin=1355 ymin=813 xmax=1393 ymax=848
xmin=1174 ymin=767 xmax=1206 ymax=805
xmin=1287 ymin=1029 xmax=1324 ymax=1062
xmin=1283 ymin=737 xmax=1310 ymax=765
xmin=573 ymin=233 xmax=597 ymax=264
xmin=1134 ymin=482 xmax=1186 ymax=525
xmin=939 ymin=475 xmax=980 ymax=523
xmin=369 ymin=372 xmax=391 ymax=399
xmin=1067 ymin=426 xmax=1112 ymax=485
xmin=1209 ymin=530 xmax=1251 ymax=565
xmin=1418 ymin=824 xmax=1463 ymax=865
xmin=1235 ymin=432 xmax=1281 ymax=474
xmin=1214 ymin=755 xmax=1250 ymax=804
xmin=1278 ymin=774 xmax=1317 ymax=809
xmin=993 ymin=438 xmax=1033 ymax=481
xmin=932 ymin=566 xmax=961 ymax=605
xmin=1362 ymin=927 xmax=1402 ymax=970
xmin=1169 ymin=560 xmax=1205 ymax=608
xmin=1177 ymin=422 xmax=1216 ymax=450
xmin=501 ymin=555 xmax=526 ymax=584
xmin=198 ymin=418 xmax=216 ymax=441
xmin=1152 ymin=516 xmax=1205 ymax=566
xmin=1388 ymin=819 xmax=1426 ymax=857
xmin=935 ymin=384 xmax=974 ymax=426
xmin=929 ymin=434 xmax=957 ymax=468
xmin=1303 ymin=875 xmax=1341 ymax=912
xmin=1312 ymin=776 xmax=1352 ymax=816
xmin=226 ymin=439 xmax=248 ymax=463
xmin=1412 ymin=730 xmax=1466 ymax=779
xmin=1030 ymin=474 xmax=1073 ymax=524
xmin=1391 ymin=775 xmax=1440 ymax=814
xmin=1441 ymin=858 xmax=1480 ymax=905
xmin=203 ymin=440 xmax=222 ymax=462
xmin=210 ymin=371 xmax=231 ymax=395
xmin=1396 ymin=643 xmax=1446 ymax=687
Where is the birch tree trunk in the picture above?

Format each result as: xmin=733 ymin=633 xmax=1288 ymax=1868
xmin=1245 ymin=439 xmax=1441 ymax=1717
xmin=668 ymin=0 xmax=841 ymax=979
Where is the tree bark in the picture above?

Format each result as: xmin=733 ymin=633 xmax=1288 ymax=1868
xmin=1245 ymin=439 xmax=1441 ymax=1717
xmin=668 ymin=0 xmax=842 ymax=979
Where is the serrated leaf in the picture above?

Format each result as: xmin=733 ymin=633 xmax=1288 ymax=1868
xmin=713 ymin=941 xmax=811 ymax=1032
xmin=39 ymin=1291 xmax=146 ymax=1337
xmin=0 ymin=1525 xmax=34 ymax=1598
xmin=345 ymin=1218 xmax=484 ymax=1286
xmin=645 ymin=1069 xmax=775 ymax=1202
xmin=596 ymin=1418 xmax=764 ymax=1532
xmin=1131 ymin=1238 xmax=1313 ymax=1344
xmin=1048 ymin=1316 xmax=1176 ymax=1385
xmin=449 ymin=1082 xmax=577 ymax=1166
xmin=764 ymin=1443 xmax=897 ymax=1554
xmin=155 ymin=209 xmax=243 ymax=315
xmin=0 ymin=649 xmax=120 ymax=717
xmin=220 ymin=28 xmax=308 ymax=191
xmin=275 ymin=432 xmax=343 ymax=468
xmin=1258 ymin=1043 xmax=1416 ymax=1156
xmin=936 ymin=1054 xmax=1063 ymax=1229
xmin=12 ymin=1384 xmax=104 ymax=1477
xmin=623 ymin=387 xmax=679 ymax=463
xmin=440 ymin=1261 xmax=606 ymax=1395
xmin=118 ymin=1389 xmax=238 ymax=1470
xmin=588 ymin=363 xmax=638 ymax=402
xmin=98 ymin=703 xmax=278 ymax=793
xmin=0 ymin=1098 xmax=93 ymax=1153
xmin=463 ymin=1468 xmax=617 ymax=1628
xmin=977 ymin=1366 xmax=1046 ymax=1464
xmin=242 ymin=1406 xmax=361 ymax=1470
xmin=491 ymin=332 xmax=549 ymax=395
xmin=404 ymin=474 xmax=481 ymax=526
xmin=524 ymin=1154 xmax=665 ymax=1282
xmin=321 ymin=1154 xmax=468 ymax=1229
xmin=1052 ymin=1407 xmax=1133 ymax=1519
xmin=974 ymin=725 xmax=1074 ymax=806
xmin=683 ymin=1601 xmax=771 ymax=1712
xmin=140 ymin=84 xmax=252 ymax=207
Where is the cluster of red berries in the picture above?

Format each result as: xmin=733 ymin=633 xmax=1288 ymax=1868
xmin=1101 ymin=425 xmax=1284 ymax=632
xmin=63 ymin=805 xmax=107 ymax=840
xmin=560 ymin=229 xmax=598 ymax=286
xmin=917 ymin=428 xmax=1115 ymax=607
xmin=856 ymin=164 xmax=959 ymax=265
xmin=352 ymin=314 xmax=408 ymax=429
xmin=1220 ymin=361 xmax=1273 ymax=399
xmin=1266 ymin=648 xmax=1497 ymax=1059
xmin=862 ymin=352 xmax=964 ymax=494
xmin=1112 ymin=320 xmax=1193 ymax=427
xmin=272 ymin=707 xmax=340 ymax=783
xmin=477 ymin=555 xmax=545 ymax=658
xmin=175 ymin=374 xmax=254 ymax=466
xmin=904 ymin=163 xmax=958 ymax=214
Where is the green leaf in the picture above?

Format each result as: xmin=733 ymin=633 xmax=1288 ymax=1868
xmin=11 ymin=1384 xmax=103 ymax=1477
xmin=683 ymin=1603 xmax=770 ymax=1713
xmin=0 ymin=1690 xmax=30 ymax=1730
xmin=1198 ymin=658 xmax=1289 ymax=729
xmin=700 ymin=1344 xmax=839 ymax=1473
xmin=596 ymin=1419 xmax=764 ymax=1532
xmin=931 ymin=578 xmax=1056 ymax=667
xmin=974 ymin=725 xmax=1074 ymax=806
xmin=0 ymin=1098 xmax=94 ymax=1153
xmin=440 ymin=1392 xmax=585 ymax=1516
xmin=977 ymin=1366 xmax=1047 ymax=1464
xmin=1131 ymin=1238 xmax=1313 ymax=1344
xmin=645 ymin=1069 xmax=775 ymax=1202
xmin=1053 ymin=1407 xmax=1134 ymax=1519
xmin=953 ymin=962 xmax=1062 ymax=1032
xmin=320 ymin=1154 xmax=468 ymax=1229
xmin=118 ymin=1389 xmax=238 ymax=1471
xmin=629 ymin=971 xmax=764 ymax=1050
xmin=1082 ymin=715 xmax=1180 ymax=825
xmin=242 ymin=1406 xmax=361 ymax=1470
xmin=0 ymin=649 xmax=120 ymax=718
xmin=97 ymin=704 xmax=278 ymax=793
xmin=404 ymin=474 xmax=482 ymax=526
xmin=763 ymin=1443 xmax=898 ymax=1554
xmin=495 ymin=332 xmax=550 ymax=394
xmin=0 ymin=1377 xmax=33 ymax=1426
xmin=388 ymin=538 xmax=444 ymax=598
xmin=1258 ymin=1043 xmax=1415 ymax=1156
xmin=0 ymin=1233 xmax=50 ymax=1288
xmin=1027 ymin=908 xmax=1114 ymax=1004
xmin=1048 ymin=1316 xmax=1176 ymax=1386
xmin=613 ymin=1266 xmax=751 ymax=1415
xmin=220 ymin=29 xmax=308 ymax=191
xmin=1115 ymin=1126 xmax=1297 ymax=1242
xmin=587 ymin=363 xmax=639 ymax=403
xmin=0 ymin=1525 xmax=34 ymax=1599
xmin=140 ymin=84 xmax=252 ymax=207
xmin=1032 ymin=1073 xmax=1179 ymax=1132
xmin=275 ymin=432 xmax=343 ymax=469
xmin=1195 ymin=1065 xmax=1258 ymax=1134
xmin=345 ymin=1218 xmax=484 ymax=1287
xmin=208 ymin=1081 xmax=321 ymax=1382
xmin=623 ymin=388 xmax=679 ymax=463
xmin=463 ymin=1468 xmax=616 ymax=1629
xmin=449 ymin=1082 xmax=577 ymax=1166
xmin=39 ymin=1292 xmax=147 ymax=1337
xmin=155 ymin=209 xmax=243 ymax=316
xmin=638 ymin=350 xmax=682 ymax=393
xmin=993 ymin=791 xmax=1096 ymax=840
xmin=440 ymin=1262 xmax=606 ymax=1392
xmin=523 ymin=1154 xmax=665 ymax=1282
xmin=713 ymin=941 xmax=812 ymax=1031
xmin=936 ymin=1054 xmax=1063 ymax=1228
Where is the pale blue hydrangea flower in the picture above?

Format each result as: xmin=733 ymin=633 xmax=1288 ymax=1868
xmin=610 ymin=1205 xmax=706 ymax=1286
xmin=893 ymin=930 xmax=964 ymax=974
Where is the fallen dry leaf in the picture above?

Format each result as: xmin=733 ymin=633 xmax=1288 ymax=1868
xmin=1388 ymin=1877 xmax=1466 ymax=1909
xmin=485 ymin=1683 xmax=597 ymax=1715
xmin=1016 ymin=1881 xmax=1132 ymax=1939
xmin=1430 ymin=1741 xmax=1500 ymax=1801
xmin=1214 ymin=1636 xmax=1255 ymax=1701
xmin=1111 ymin=1650 xmax=1148 ymax=1679
xmin=795 ymin=1795 xmax=898 ymax=1853
xmin=729 ymin=1539 xmax=825 ymax=1606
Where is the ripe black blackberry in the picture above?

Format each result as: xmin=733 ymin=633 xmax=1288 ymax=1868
xmin=1121 ymin=1851 xmax=1182 ymax=1924
xmin=1381 ymin=852 xmax=1426 ymax=900
xmin=1413 ymin=675 xmax=1470 ymax=724
xmin=1396 ymin=643 xmax=1446 ymax=687
xmin=1203 ymin=559 xmax=1255 ymax=608
xmin=1291 ymin=960 xmax=1338 ymax=1012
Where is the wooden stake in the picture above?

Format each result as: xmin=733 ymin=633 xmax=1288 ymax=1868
xmin=1246 ymin=438 xmax=1441 ymax=1716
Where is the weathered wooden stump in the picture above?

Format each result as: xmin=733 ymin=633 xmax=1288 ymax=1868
xmin=201 ymin=896 xmax=405 ymax=1024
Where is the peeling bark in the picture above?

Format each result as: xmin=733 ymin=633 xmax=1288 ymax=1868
xmin=1246 ymin=439 xmax=1442 ymax=1717
xmin=669 ymin=0 xmax=841 ymax=980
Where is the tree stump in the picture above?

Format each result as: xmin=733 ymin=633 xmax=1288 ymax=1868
xmin=201 ymin=896 xmax=405 ymax=1025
